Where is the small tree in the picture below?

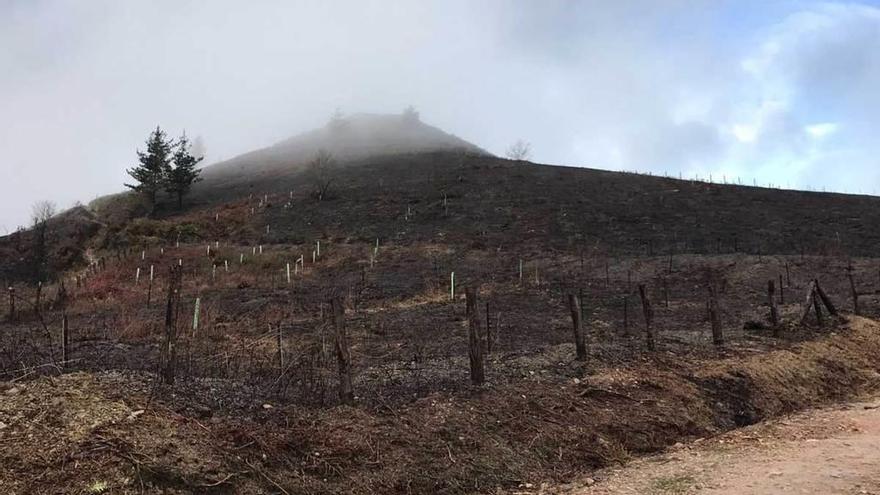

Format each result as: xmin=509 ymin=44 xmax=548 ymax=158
xmin=505 ymin=139 xmax=532 ymax=161
xmin=327 ymin=108 xmax=347 ymax=134
xmin=166 ymin=132 xmax=204 ymax=209
xmin=126 ymin=126 xmax=173 ymax=210
xmin=31 ymin=200 xmax=57 ymax=226
xmin=29 ymin=200 xmax=56 ymax=283
xmin=402 ymin=105 xmax=420 ymax=124
xmin=307 ymin=149 xmax=336 ymax=201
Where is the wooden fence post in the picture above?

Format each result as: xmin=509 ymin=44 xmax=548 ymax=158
xmin=568 ymin=293 xmax=587 ymax=360
xmin=662 ymin=277 xmax=669 ymax=308
xmin=847 ymin=267 xmax=860 ymax=315
xmin=35 ymin=281 xmax=42 ymax=316
xmin=466 ymin=287 xmax=485 ymax=385
xmin=7 ymin=287 xmax=14 ymax=322
xmin=638 ymin=284 xmax=655 ymax=351
xmin=778 ymin=274 xmax=784 ymax=304
xmin=161 ymin=265 xmax=183 ymax=385
xmin=56 ymin=280 xmax=67 ymax=310
xmin=813 ymin=287 xmax=824 ymax=326
xmin=813 ymin=279 xmax=838 ymax=316
xmin=192 ymin=297 xmax=201 ymax=336
xmin=623 ymin=295 xmax=629 ymax=335
xmin=485 ymin=302 xmax=493 ymax=354
xmin=800 ymin=280 xmax=818 ymax=325
xmin=578 ymin=287 xmax=586 ymax=321
xmin=332 ymin=297 xmax=353 ymax=404
xmin=147 ymin=265 xmax=154 ymax=308
xmin=61 ymin=313 xmax=69 ymax=368
xmin=277 ymin=322 xmax=284 ymax=377
xmin=768 ymin=280 xmax=780 ymax=334
xmin=708 ymin=285 xmax=723 ymax=347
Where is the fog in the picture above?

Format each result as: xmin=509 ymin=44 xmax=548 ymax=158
xmin=2 ymin=0 xmax=880 ymax=231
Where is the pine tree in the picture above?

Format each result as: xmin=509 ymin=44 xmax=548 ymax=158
xmin=125 ymin=126 xmax=172 ymax=209
xmin=166 ymin=132 xmax=203 ymax=209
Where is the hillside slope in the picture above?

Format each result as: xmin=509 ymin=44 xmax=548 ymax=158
xmin=0 ymin=206 xmax=101 ymax=282
xmin=6 ymin=121 xmax=880 ymax=283
xmin=187 ymin=151 xmax=880 ymax=259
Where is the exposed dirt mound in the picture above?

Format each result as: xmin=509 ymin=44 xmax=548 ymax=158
xmin=2 ymin=318 xmax=879 ymax=494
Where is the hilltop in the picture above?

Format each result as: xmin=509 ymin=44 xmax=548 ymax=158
xmin=201 ymin=111 xmax=488 ymax=178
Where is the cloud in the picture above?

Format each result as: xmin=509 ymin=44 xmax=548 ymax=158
xmin=708 ymin=2 xmax=880 ymax=191
xmin=805 ymin=123 xmax=838 ymax=139
xmin=2 ymin=1 xmax=880 ymax=230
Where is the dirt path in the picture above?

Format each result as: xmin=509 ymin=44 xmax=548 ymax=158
xmin=535 ymin=396 xmax=880 ymax=494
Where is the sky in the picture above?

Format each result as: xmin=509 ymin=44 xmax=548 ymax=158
xmin=2 ymin=0 xmax=880 ymax=232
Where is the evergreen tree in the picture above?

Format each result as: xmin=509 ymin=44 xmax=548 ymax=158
xmin=166 ymin=132 xmax=203 ymax=209
xmin=125 ymin=126 xmax=172 ymax=209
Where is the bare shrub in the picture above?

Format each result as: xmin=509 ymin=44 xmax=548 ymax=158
xmin=505 ymin=139 xmax=532 ymax=161
xmin=307 ymin=149 xmax=337 ymax=201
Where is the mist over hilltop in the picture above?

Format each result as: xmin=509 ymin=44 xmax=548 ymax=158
xmin=203 ymin=110 xmax=488 ymax=177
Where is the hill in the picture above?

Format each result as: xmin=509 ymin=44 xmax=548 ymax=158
xmin=6 ymin=123 xmax=880 ymax=493
xmin=200 ymin=111 xmax=488 ymax=179
xmin=187 ymin=151 xmax=880 ymax=259
xmin=7 ymin=149 xmax=880 ymax=283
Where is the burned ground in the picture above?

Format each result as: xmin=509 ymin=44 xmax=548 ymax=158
xmin=2 ymin=153 xmax=880 ymax=493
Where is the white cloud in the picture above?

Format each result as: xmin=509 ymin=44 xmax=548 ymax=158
xmin=733 ymin=125 xmax=758 ymax=143
xmin=805 ymin=123 xmax=838 ymax=139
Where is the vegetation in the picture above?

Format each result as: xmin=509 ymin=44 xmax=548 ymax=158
xmin=505 ymin=139 xmax=532 ymax=161
xmin=166 ymin=132 xmax=203 ymax=209
xmin=27 ymin=200 xmax=56 ymax=283
xmin=306 ymin=148 xmax=337 ymax=201
xmin=125 ymin=127 xmax=203 ymax=212
xmin=125 ymin=127 xmax=173 ymax=210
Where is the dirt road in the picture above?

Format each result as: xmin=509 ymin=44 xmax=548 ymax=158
xmin=533 ymin=396 xmax=880 ymax=494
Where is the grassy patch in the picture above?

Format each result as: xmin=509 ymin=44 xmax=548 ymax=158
xmin=651 ymin=474 xmax=696 ymax=494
